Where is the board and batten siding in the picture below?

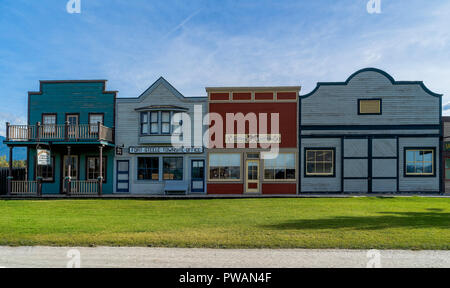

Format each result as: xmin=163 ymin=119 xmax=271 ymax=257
xmin=300 ymin=68 xmax=442 ymax=194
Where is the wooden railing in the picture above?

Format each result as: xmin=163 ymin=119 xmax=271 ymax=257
xmin=11 ymin=181 xmax=38 ymax=195
xmin=5 ymin=123 xmax=113 ymax=142
xmin=69 ymin=180 xmax=99 ymax=196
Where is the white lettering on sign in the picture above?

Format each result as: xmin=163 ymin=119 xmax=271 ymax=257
xmin=129 ymin=146 xmax=204 ymax=154
xmin=225 ymin=134 xmax=281 ymax=144
xmin=37 ymin=149 xmax=51 ymax=166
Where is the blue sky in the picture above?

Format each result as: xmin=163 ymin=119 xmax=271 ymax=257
xmin=1 ymin=0 xmax=450 ymax=135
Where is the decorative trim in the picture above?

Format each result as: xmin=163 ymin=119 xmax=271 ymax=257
xmin=300 ymin=67 xmax=443 ymax=99
xmin=301 ymin=124 xmax=440 ymax=131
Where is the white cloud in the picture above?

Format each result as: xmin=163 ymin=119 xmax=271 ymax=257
xmin=99 ymin=1 xmax=449 ymax=106
xmin=0 ymin=113 xmax=27 ymax=137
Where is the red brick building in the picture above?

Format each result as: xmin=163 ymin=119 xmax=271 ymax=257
xmin=206 ymin=86 xmax=300 ymax=195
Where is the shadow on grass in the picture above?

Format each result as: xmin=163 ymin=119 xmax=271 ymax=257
xmin=261 ymin=211 xmax=450 ymax=231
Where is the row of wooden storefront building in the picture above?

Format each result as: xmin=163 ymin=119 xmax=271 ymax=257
xmin=2 ymin=68 xmax=448 ymax=196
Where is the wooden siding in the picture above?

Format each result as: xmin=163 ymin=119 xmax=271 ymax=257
xmin=29 ymin=82 xmax=115 ymax=128
xmin=115 ymin=80 xmax=207 ymax=194
xmin=300 ymin=138 xmax=341 ymax=192
xmin=301 ymin=70 xmax=440 ymax=126
xmin=398 ymin=137 xmax=439 ymax=192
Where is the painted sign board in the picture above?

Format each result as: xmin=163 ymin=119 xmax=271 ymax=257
xmin=129 ymin=146 xmax=204 ymax=154
xmin=37 ymin=149 xmax=51 ymax=166
xmin=225 ymin=134 xmax=281 ymax=144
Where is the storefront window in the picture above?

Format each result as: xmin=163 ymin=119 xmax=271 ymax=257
xmin=36 ymin=156 xmax=54 ymax=182
xmin=87 ymin=157 xmax=106 ymax=181
xmin=163 ymin=157 xmax=183 ymax=180
xmin=209 ymin=153 xmax=241 ymax=180
xmin=305 ymin=149 xmax=334 ymax=176
xmin=138 ymin=157 xmax=159 ymax=180
xmin=405 ymin=149 xmax=434 ymax=176
xmin=263 ymin=153 xmax=296 ymax=180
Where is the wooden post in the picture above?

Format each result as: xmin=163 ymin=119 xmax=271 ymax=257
xmin=7 ymin=146 xmax=13 ymax=195
xmin=5 ymin=122 xmax=10 ymax=141
xmin=97 ymin=121 xmax=101 ymax=141
xmin=36 ymin=122 xmax=41 ymax=141
xmin=66 ymin=146 xmax=71 ymax=196
xmin=37 ymin=177 xmax=42 ymax=197
xmin=98 ymin=145 xmax=103 ymax=196
xmin=65 ymin=121 xmax=69 ymax=141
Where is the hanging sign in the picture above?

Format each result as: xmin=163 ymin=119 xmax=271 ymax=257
xmin=37 ymin=149 xmax=51 ymax=166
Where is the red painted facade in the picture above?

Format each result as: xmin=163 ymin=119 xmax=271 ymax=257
xmin=262 ymin=183 xmax=297 ymax=194
xmin=207 ymin=183 xmax=244 ymax=194
xmin=209 ymin=102 xmax=297 ymax=149
xmin=207 ymin=87 xmax=300 ymax=196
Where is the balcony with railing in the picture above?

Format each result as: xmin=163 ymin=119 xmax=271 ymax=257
xmin=5 ymin=122 xmax=113 ymax=143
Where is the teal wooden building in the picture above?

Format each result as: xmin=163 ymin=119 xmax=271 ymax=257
xmin=3 ymin=80 xmax=116 ymax=195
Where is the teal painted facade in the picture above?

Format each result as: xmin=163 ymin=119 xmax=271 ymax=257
xmin=25 ymin=81 xmax=116 ymax=194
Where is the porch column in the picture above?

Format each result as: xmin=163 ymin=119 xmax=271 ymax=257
xmin=5 ymin=122 xmax=9 ymax=141
xmin=66 ymin=146 xmax=71 ymax=196
xmin=98 ymin=145 xmax=103 ymax=196
xmin=7 ymin=146 xmax=13 ymax=196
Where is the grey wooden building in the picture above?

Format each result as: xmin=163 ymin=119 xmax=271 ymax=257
xmin=114 ymin=77 xmax=207 ymax=194
xmin=300 ymin=68 xmax=442 ymax=193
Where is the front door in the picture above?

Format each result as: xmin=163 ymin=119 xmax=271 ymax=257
xmin=116 ymin=160 xmax=130 ymax=193
xmin=66 ymin=114 xmax=79 ymax=138
xmin=245 ymin=160 xmax=259 ymax=193
xmin=191 ymin=160 xmax=205 ymax=193
xmin=62 ymin=155 xmax=78 ymax=193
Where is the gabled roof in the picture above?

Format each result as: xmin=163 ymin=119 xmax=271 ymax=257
xmin=300 ymin=68 xmax=442 ymax=99
xmin=117 ymin=77 xmax=206 ymax=103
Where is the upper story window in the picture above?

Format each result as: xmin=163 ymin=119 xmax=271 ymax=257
xmin=358 ymin=99 xmax=381 ymax=115
xmin=150 ymin=112 xmax=159 ymax=134
xmin=42 ymin=114 xmax=57 ymax=134
xmin=140 ymin=111 xmax=174 ymax=135
xmin=89 ymin=114 xmax=104 ymax=133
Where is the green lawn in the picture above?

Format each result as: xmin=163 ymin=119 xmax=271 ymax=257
xmin=0 ymin=198 xmax=449 ymax=249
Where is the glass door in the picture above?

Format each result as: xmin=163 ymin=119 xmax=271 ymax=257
xmin=66 ymin=114 xmax=79 ymax=139
xmin=191 ymin=160 xmax=205 ymax=193
xmin=245 ymin=160 xmax=259 ymax=193
xmin=62 ymin=155 xmax=78 ymax=193
xmin=116 ymin=160 xmax=130 ymax=193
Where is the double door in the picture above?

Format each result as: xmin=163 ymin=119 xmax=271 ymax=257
xmin=343 ymin=137 xmax=398 ymax=193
